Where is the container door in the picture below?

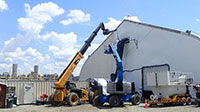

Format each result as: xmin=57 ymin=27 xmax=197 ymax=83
xmin=0 ymin=84 xmax=6 ymax=108
xmin=23 ymin=83 xmax=34 ymax=104
xmin=142 ymin=64 xmax=170 ymax=99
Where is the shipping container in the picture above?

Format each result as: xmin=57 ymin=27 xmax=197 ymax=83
xmin=0 ymin=80 xmax=54 ymax=104
xmin=0 ymin=80 xmax=89 ymax=104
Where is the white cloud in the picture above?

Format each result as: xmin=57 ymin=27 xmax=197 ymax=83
xmin=4 ymin=38 xmax=14 ymax=46
xmin=60 ymin=9 xmax=90 ymax=26
xmin=104 ymin=16 xmax=141 ymax=32
xmin=2 ymin=33 xmax=31 ymax=52
xmin=3 ymin=47 xmax=47 ymax=64
xmin=45 ymin=54 xmax=50 ymax=60
xmin=46 ymin=32 xmax=99 ymax=61
xmin=45 ymin=31 xmax=78 ymax=61
xmin=0 ymin=64 xmax=11 ymax=72
xmin=40 ymin=31 xmax=79 ymax=74
xmin=43 ymin=63 xmax=64 ymax=74
xmin=0 ymin=0 xmax=8 ymax=12
xmin=41 ymin=31 xmax=78 ymax=62
xmin=196 ymin=19 xmax=200 ymax=22
xmin=0 ymin=2 xmax=65 ymax=74
xmin=0 ymin=47 xmax=49 ymax=73
xmin=39 ymin=32 xmax=52 ymax=41
xmin=46 ymin=31 xmax=77 ymax=48
xmin=105 ymin=17 xmax=121 ymax=30
xmin=18 ymin=2 xmax=64 ymax=34
xmin=3 ymin=2 xmax=64 ymax=52
xmin=40 ymin=30 xmax=100 ymax=75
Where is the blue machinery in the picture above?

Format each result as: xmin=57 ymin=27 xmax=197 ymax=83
xmin=104 ymin=43 xmax=123 ymax=87
xmin=94 ymin=38 xmax=141 ymax=107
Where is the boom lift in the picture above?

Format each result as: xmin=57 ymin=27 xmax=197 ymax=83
xmin=92 ymin=38 xmax=141 ymax=107
xmin=49 ymin=23 xmax=113 ymax=106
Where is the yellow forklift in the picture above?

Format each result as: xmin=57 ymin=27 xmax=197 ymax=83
xmin=49 ymin=23 xmax=113 ymax=106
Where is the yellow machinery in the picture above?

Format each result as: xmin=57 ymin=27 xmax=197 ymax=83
xmin=49 ymin=23 xmax=113 ymax=106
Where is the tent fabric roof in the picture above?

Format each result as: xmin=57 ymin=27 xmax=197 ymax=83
xmin=89 ymin=20 xmax=200 ymax=57
xmin=122 ymin=20 xmax=200 ymax=41
xmin=0 ymin=82 xmax=6 ymax=85
xmin=80 ymin=20 xmax=200 ymax=80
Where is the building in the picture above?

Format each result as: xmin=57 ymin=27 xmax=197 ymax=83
xmin=0 ymin=72 xmax=10 ymax=79
xmin=79 ymin=20 xmax=200 ymax=98
xmin=2 ymin=72 xmax=9 ymax=76
xmin=43 ymin=73 xmax=59 ymax=81
xmin=33 ymin=65 xmax=39 ymax=79
xmin=34 ymin=65 xmax=38 ymax=74
xmin=12 ymin=64 xmax=17 ymax=78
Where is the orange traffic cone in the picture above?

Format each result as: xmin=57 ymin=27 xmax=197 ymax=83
xmin=145 ymin=99 xmax=148 ymax=108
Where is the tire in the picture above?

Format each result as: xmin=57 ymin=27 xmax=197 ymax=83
xmin=182 ymin=102 xmax=187 ymax=106
xmin=131 ymin=94 xmax=141 ymax=105
xmin=186 ymin=97 xmax=191 ymax=105
xmin=109 ymin=95 xmax=121 ymax=107
xmin=89 ymin=91 xmax=94 ymax=104
xmin=67 ymin=92 xmax=79 ymax=106
xmin=93 ymin=95 xmax=104 ymax=106
xmin=198 ymin=101 xmax=200 ymax=107
xmin=182 ymin=97 xmax=187 ymax=106
xmin=49 ymin=94 xmax=59 ymax=106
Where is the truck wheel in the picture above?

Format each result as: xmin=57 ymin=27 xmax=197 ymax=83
xmin=67 ymin=92 xmax=79 ymax=106
xmin=49 ymin=94 xmax=58 ymax=106
xmin=109 ymin=95 xmax=121 ymax=107
xmin=89 ymin=91 xmax=94 ymax=104
xmin=186 ymin=97 xmax=191 ymax=105
xmin=131 ymin=94 xmax=141 ymax=105
xmin=198 ymin=101 xmax=200 ymax=106
xmin=93 ymin=95 xmax=104 ymax=106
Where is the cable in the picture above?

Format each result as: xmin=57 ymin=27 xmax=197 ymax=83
xmin=123 ymin=68 xmax=142 ymax=72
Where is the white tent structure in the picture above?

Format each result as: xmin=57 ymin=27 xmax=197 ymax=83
xmin=79 ymin=20 xmax=200 ymax=98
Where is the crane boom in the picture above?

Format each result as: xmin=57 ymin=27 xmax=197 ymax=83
xmin=50 ymin=22 xmax=115 ymax=105
xmin=54 ymin=22 xmax=112 ymax=88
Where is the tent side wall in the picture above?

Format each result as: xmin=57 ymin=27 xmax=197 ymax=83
xmin=80 ymin=20 xmax=200 ymax=97
xmin=80 ymin=33 xmax=117 ymax=80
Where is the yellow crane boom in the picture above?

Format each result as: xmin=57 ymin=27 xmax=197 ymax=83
xmin=50 ymin=22 xmax=114 ymax=105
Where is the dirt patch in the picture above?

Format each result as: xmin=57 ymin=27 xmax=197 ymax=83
xmin=1 ymin=103 xmax=200 ymax=112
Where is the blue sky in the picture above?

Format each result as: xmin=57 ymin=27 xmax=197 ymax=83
xmin=0 ymin=0 xmax=199 ymax=75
